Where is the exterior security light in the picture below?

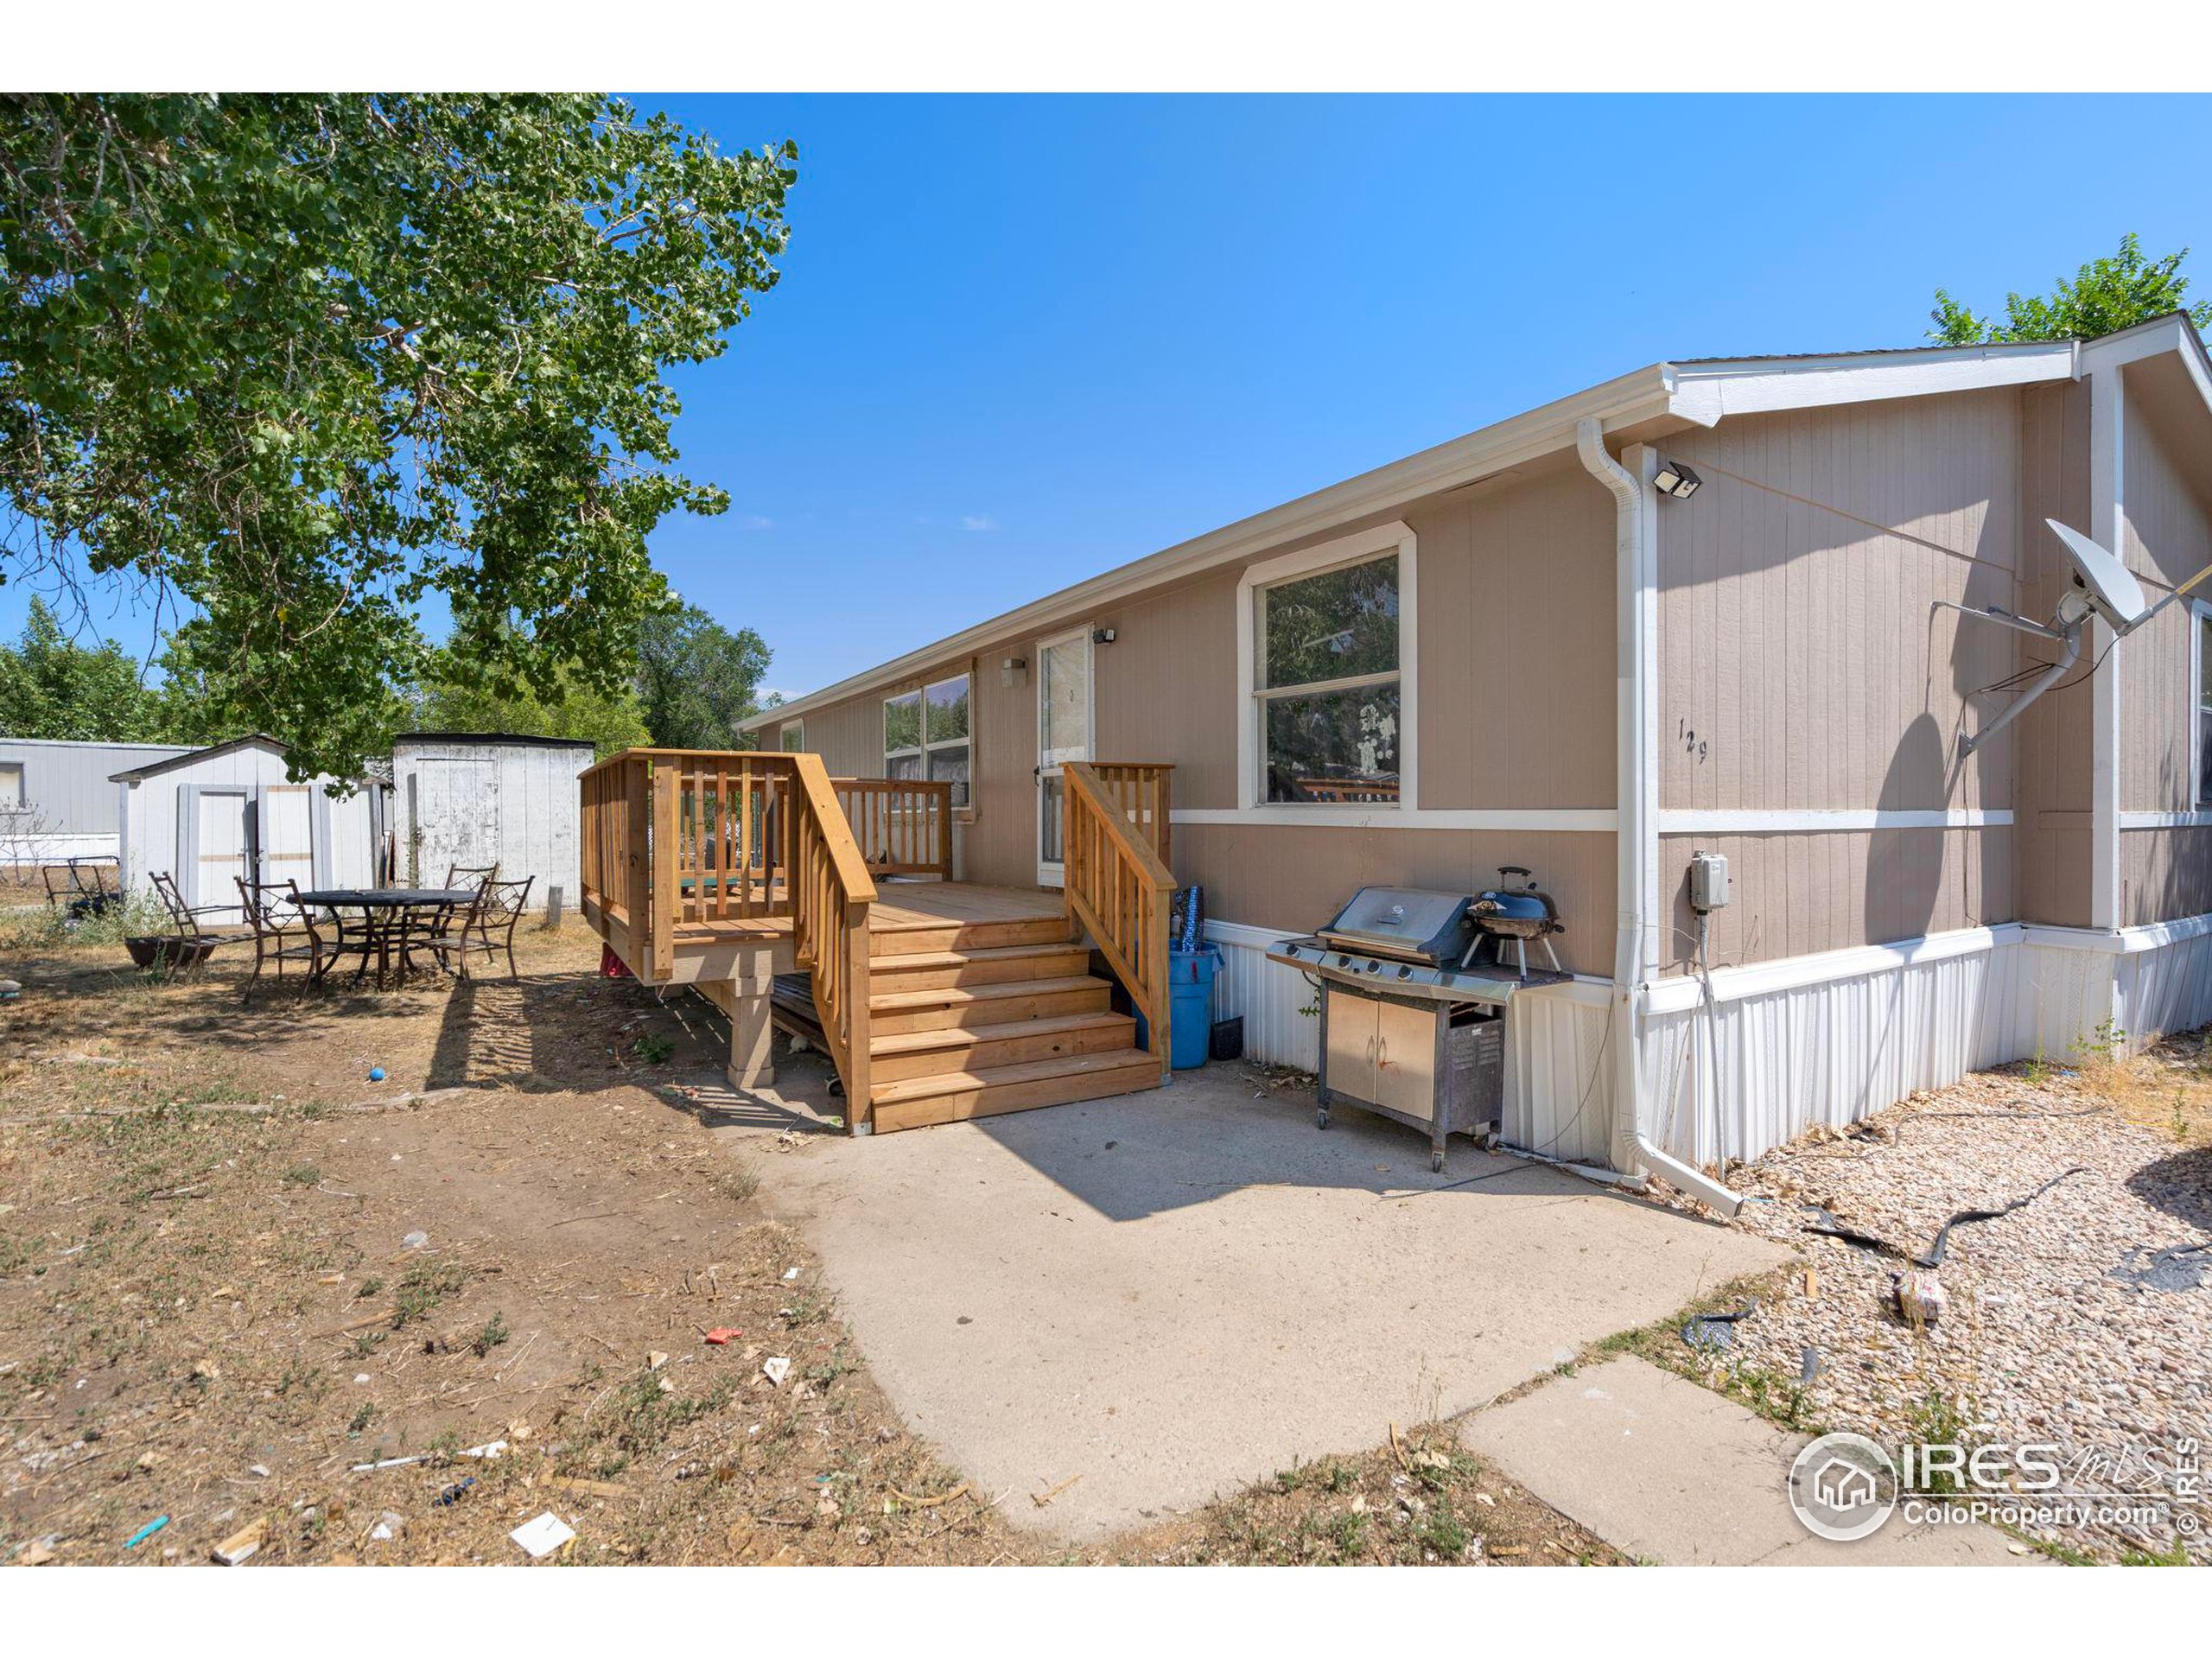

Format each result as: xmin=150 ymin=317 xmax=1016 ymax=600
xmin=1654 ymin=459 xmax=1702 ymax=499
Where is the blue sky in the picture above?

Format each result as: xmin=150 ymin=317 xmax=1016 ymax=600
xmin=10 ymin=93 xmax=2212 ymax=698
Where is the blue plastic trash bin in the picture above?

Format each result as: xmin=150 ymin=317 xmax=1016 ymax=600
xmin=1164 ymin=945 xmax=1222 ymax=1071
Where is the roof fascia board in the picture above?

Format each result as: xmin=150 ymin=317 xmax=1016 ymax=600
xmin=741 ymin=365 xmax=1675 ymax=730
xmin=1663 ymin=341 xmax=2079 ymax=427
xmin=2082 ymin=312 xmax=2212 ymax=422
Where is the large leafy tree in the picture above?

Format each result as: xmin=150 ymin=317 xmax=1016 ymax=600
xmin=0 ymin=595 xmax=167 ymax=740
xmin=0 ymin=95 xmax=796 ymax=779
xmin=409 ymin=644 xmax=650 ymax=758
xmin=632 ymin=602 xmax=773 ymax=749
xmin=1930 ymin=232 xmax=2212 ymax=345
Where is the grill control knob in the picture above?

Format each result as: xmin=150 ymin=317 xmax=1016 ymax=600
xmin=1396 ymin=964 xmax=1412 ymax=978
xmin=1363 ymin=959 xmax=1380 ymax=974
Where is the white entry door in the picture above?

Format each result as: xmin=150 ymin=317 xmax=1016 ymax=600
xmin=1036 ymin=626 xmax=1093 ymax=887
xmin=410 ymin=759 xmax=500 ymax=885
xmin=193 ymin=791 xmax=255 ymax=919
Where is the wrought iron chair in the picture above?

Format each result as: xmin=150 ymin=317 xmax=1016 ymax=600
xmin=428 ymin=875 xmax=532 ymax=979
xmin=233 ymin=878 xmax=329 ymax=997
xmin=143 ymin=872 xmax=227 ymax=975
xmin=441 ymin=863 xmax=501 ymax=956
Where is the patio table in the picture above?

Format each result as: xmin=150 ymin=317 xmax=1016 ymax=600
xmin=295 ymin=887 xmax=476 ymax=986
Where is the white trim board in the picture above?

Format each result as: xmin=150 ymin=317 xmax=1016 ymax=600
xmin=1173 ymin=806 xmax=1614 ymax=831
xmin=2120 ymin=811 xmax=2212 ymax=829
xmin=1656 ymin=808 xmax=2013 ymax=833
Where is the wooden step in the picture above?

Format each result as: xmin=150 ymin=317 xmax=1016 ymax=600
xmin=868 ymin=915 xmax=1073 ymax=958
xmin=868 ymin=1011 xmax=1140 ymax=1084
xmin=868 ymin=1047 xmax=1165 ymax=1134
xmin=867 ymin=941 xmax=1091 ymax=992
xmin=868 ymin=974 xmax=1113 ymax=1034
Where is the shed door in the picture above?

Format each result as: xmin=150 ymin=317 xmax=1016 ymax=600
xmin=194 ymin=791 xmax=254 ymax=918
xmin=258 ymin=785 xmax=317 ymax=892
xmin=410 ymin=758 xmax=501 ymax=886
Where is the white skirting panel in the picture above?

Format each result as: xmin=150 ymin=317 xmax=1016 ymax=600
xmin=0 ymin=831 xmax=118 ymax=868
xmin=1203 ymin=919 xmax=1614 ymax=1160
xmin=1204 ymin=921 xmax=1319 ymax=1074
xmin=1642 ymin=938 xmax=2024 ymax=1170
xmin=2113 ymin=917 xmax=2212 ymax=1050
xmin=1502 ymin=984 xmax=1615 ymax=1167
xmin=1211 ymin=912 xmax=2212 ymax=1173
xmin=1637 ymin=918 xmax=2212 ymax=1169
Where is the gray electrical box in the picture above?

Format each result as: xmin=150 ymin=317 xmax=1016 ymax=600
xmin=1689 ymin=850 xmax=1730 ymax=912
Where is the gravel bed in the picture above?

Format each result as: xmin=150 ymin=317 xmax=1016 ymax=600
xmin=1701 ymin=1066 xmax=2210 ymax=1562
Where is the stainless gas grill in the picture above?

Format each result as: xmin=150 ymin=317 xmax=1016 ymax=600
xmin=1266 ymin=880 xmax=1569 ymax=1172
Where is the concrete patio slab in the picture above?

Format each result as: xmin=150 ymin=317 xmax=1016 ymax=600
xmin=1461 ymin=1356 xmax=2036 ymax=1565
xmin=711 ymin=1050 xmax=1784 ymax=1543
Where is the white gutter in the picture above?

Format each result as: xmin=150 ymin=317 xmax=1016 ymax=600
xmin=1574 ymin=416 xmax=1743 ymax=1220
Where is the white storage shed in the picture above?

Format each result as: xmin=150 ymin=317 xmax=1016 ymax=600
xmin=113 ymin=735 xmax=385 ymax=922
xmin=391 ymin=734 xmax=594 ymax=912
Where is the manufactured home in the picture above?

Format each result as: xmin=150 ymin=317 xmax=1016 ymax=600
xmin=582 ymin=314 xmax=2212 ymax=1205
xmin=0 ymin=736 xmax=191 ymax=865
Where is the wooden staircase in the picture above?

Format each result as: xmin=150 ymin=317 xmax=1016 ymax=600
xmin=582 ymin=747 xmax=1178 ymax=1139
xmin=772 ymin=905 xmax=1161 ymax=1134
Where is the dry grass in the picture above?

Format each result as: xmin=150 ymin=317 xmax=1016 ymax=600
xmin=3 ymin=925 xmax=1614 ymax=1567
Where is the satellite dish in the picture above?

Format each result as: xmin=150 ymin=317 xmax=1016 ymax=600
xmin=1947 ymin=520 xmax=2212 ymax=753
xmin=2045 ymin=518 xmax=2149 ymax=633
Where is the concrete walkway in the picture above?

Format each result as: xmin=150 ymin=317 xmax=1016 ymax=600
xmin=711 ymin=1052 xmax=1783 ymax=1542
xmin=1461 ymin=1356 xmax=2034 ymax=1564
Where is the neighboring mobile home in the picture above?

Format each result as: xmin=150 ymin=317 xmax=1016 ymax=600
xmin=734 ymin=313 xmax=2212 ymax=1203
xmin=0 ymin=736 xmax=191 ymax=865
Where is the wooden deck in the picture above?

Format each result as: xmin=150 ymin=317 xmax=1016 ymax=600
xmin=580 ymin=749 xmax=1177 ymax=1136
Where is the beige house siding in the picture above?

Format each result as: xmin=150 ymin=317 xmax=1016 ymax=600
xmin=1653 ymin=388 xmax=2020 ymax=816
xmin=2119 ymin=393 xmax=2212 ymax=815
xmin=1409 ymin=467 xmax=1616 ymax=809
xmin=1656 ymin=827 xmax=2012 ymax=972
xmin=2013 ymin=378 xmax=2094 ymax=927
xmin=1648 ymin=389 xmax=2029 ymax=971
xmin=773 ymin=469 xmax=1621 ymax=925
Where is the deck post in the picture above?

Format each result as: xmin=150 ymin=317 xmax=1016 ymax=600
xmin=725 ymin=953 xmax=779 ymax=1093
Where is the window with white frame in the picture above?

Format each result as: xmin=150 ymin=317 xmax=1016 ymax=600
xmin=2196 ymin=601 xmax=2212 ymax=808
xmin=885 ymin=674 xmax=970 ymax=805
xmin=779 ymin=721 xmax=805 ymax=753
xmin=0 ymin=762 xmax=22 ymax=813
xmin=1249 ymin=537 xmax=1408 ymax=805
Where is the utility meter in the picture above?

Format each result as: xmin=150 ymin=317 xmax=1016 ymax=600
xmin=1688 ymin=850 xmax=1730 ymax=913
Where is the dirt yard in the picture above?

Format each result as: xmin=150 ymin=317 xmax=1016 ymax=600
xmin=0 ymin=919 xmax=1612 ymax=1567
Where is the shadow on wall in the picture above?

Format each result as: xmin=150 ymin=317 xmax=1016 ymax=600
xmin=1865 ymin=711 xmax=1949 ymax=947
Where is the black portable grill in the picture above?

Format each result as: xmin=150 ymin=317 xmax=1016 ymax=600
xmin=1266 ymin=881 xmax=1570 ymax=1172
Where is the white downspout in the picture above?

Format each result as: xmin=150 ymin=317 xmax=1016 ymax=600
xmin=1575 ymin=416 xmax=1743 ymax=1219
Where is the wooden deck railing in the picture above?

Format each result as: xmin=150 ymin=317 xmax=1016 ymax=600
xmin=833 ymin=778 xmax=953 ymax=879
xmin=582 ymin=748 xmax=799 ymax=980
xmin=791 ymin=754 xmax=877 ymax=1125
xmin=1084 ymin=763 xmax=1175 ymax=868
xmin=1062 ymin=760 xmax=1176 ymax=1077
xmin=581 ymin=750 xmax=652 ymax=940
